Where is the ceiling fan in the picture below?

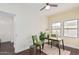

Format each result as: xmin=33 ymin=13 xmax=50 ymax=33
xmin=40 ymin=3 xmax=58 ymax=11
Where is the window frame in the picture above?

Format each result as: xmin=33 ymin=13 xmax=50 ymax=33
xmin=63 ymin=19 xmax=78 ymax=38
xmin=51 ymin=21 xmax=61 ymax=37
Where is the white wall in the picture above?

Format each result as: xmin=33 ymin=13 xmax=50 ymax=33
xmin=0 ymin=15 xmax=14 ymax=42
xmin=0 ymin=3 xmax=47 ymax=53
xmin=40 ymin=15 xmax=48 ymax=32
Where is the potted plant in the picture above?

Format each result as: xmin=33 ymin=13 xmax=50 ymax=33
xmin=39 ymin=32 xmax=46 ymax=42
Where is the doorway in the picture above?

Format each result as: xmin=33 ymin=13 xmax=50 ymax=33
xmin=0 ymin=11 xmax=15 ymax=55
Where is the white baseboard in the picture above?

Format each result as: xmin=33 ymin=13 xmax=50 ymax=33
xmin=15 ymin=47 xmax=29 ymax=53
xmin=15 ymin=44 xmax=79 ymax=53
xmin=64 ymin=44 xmax=79 ymax=49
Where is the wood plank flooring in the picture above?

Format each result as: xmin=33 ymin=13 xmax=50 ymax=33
xmin=0 ymin=42 xmax=79 ymax=55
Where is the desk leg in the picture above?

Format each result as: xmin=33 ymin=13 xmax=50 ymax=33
xmin=48 ymin=39 xmax=49 ymax=44
xmin=51 ymin=40 xmax=52 ymax=48
xmin=42 ymin=43 xmax=44 ymax=49
xmin=58 ymin=41 xmax=61 ymax=55
xmin=62 ymin=40 xmax=64 ymax=50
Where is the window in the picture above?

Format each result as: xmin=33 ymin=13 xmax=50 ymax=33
xmin=52 ymin=22 xmax=61 ymax=36
xmin=64 ymin=20 xmax=77 ymax=37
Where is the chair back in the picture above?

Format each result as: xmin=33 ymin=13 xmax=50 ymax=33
xmin=51 ymin=34 xmax=58 ymax=39
xmin=51 ymin=34 xmax=57 ymax=38
xmin=47 ymin=34 xmax=49 ymax=39
xmin=32 ymin=35 xmax=39 ymax=45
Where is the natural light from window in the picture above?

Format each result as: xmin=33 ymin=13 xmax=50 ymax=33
xmin=64 ymin=20 xmax=77 ymax=37
xmin=52 ymin=22 xmax=61 ymax=37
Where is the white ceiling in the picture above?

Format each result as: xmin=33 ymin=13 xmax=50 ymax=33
xmin=40 ymin=3 xmax=79 ymax=16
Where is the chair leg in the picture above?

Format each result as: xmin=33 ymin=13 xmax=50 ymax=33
xmin=62 ymin=40 xmax=64 ymax=50
xmin=35 ymin=46 xmax=38 ymax=54
xmin=40 ymin=46 xmax=41 ymax=54
xmin=42 ymin=43 xmax=44 ymax=49
xmin=58 ymin=42 xmax=61 ymax=55
xmin=48 ymin=39 xmax=49 ymax=44
xmin=51 ymin=40 xmax=52 ymax=48
xmin=35 ymin=46 xmax=42 ymax=54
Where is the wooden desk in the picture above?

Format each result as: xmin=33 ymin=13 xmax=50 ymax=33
xmin=48 ymin=37 xmax=64 ymax=55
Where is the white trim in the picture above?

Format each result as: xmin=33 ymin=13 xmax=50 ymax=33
xmin=15 ymin=46 xmax=29 ymax=53
xmin=0 ymin=11 xmax=16 ymax=17
xmin=64 ymin=44 xmax=79 ymax=49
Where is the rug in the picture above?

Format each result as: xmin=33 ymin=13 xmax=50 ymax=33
xmin=42 ymin=44 xmax=71 ymax=55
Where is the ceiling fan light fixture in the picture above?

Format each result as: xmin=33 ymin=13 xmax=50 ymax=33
xmin=45 ymin=5 xmax=50 ymax=10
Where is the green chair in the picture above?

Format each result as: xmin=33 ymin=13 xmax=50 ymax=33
xmin=32 ymin=35 xmax=44 ymax=54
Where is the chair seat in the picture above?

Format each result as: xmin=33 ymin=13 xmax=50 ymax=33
xmin=30 ymin=45 xmax=35 ymax=48
xmin=34 ymin=40 xmax=44 ymax=46
xmin=32 ymin=35 xmax=45 ymax=52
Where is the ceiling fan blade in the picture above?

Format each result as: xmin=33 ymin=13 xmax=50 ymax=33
xmin=49 ymin=4 xmax=58 ymax=7
xmin=40 ymin=6 xmax=46 ymax=11
xmin=46 ymin=3 xmax=49 ymax=5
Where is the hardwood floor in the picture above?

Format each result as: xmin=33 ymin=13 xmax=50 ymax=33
xmin=16 ymin=44 xmax=79 ymax=55
xmin=15 ymin=49 xmax=46 ymax=55
xmin=0 ymin=42 xmax=14 ymax=55
xmin=15 ymin=47 xmax=79 ymax=55
xmin=0 ymin=42 xmax=79 ymax=55
xmin=64 ymin=46 xmax=79 ymax=55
